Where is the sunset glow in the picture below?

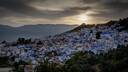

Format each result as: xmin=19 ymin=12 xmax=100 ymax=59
xmin=78 ymin=14 xmax=88 ymax=21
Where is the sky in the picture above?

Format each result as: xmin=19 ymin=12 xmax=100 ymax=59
xmin=0 ymin=0 xmax=128 ymax=27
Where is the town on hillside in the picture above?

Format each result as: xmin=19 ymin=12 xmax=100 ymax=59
xmin=0 ymin=18 xmax=128 ymax=72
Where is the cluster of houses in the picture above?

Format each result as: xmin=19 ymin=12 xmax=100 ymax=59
xmin=0 ymin=20 xmax=128 ymax=71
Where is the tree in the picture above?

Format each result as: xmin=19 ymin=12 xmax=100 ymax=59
xmin=17 ymin=38 xmax=25 ymax=44
xmin=96 ymin=32 xmax=101 ymax=39
xmin=1 ymin=40 xmax=7 ymax=44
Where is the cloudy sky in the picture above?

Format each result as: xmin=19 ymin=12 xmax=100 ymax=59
xmin=0 ymin=0 xmax=128 ymax=27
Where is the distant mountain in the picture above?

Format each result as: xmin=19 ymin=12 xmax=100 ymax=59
xmin=0 ymin=24 xmax=77 ymax=42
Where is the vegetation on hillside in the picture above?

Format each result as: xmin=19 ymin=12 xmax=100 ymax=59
xmin=35 ymin=45 xmax=128 ymax=72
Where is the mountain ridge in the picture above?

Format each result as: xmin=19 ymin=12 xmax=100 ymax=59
xmin=0 ymin=24 xmax=77 ymax=42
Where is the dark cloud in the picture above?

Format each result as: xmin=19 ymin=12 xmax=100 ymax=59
xmin=0 ymin=0 xmax=39 ymax=18
xmin=81 ymin=0 xmax=128 ymax=11
xmin=69 ymin=6 xmax=91 ymax=11
xmin=100 ymin=1 xmax=128 ymax=11
xmin=88 ymin=10 xmax=125 ymax=19
xmin=0 ymin=0 xmax=91 ymax=19
xmin=80 ymin=0 xmax=100 ymax=3
xmin=80 ymin=0 xmax=128 ymax=20
xmin=0 ymin=0 xmax=32 ymax=11
xmin=0 ymin=0 xmax=128 ymax=25
xmin=34 ymin=6 xmax=91 ymax=19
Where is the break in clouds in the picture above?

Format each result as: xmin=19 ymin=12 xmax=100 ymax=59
xmin=0 ymin=0 xmax=128 ymax=26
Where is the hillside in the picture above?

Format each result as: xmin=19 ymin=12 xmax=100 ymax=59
xmin=0 ymin=18 xmax=128 ymax=72
xmin=35 ymin=45 xmax=128 ymax=72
